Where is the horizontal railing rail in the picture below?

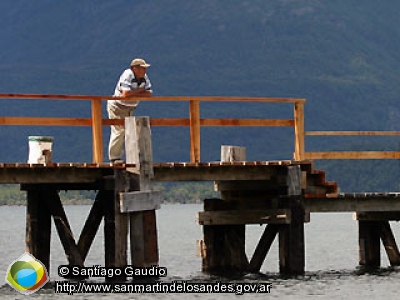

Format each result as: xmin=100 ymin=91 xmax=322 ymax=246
xmin=0 ymin=94 xmax=306 ymax=163
xmin=305 ymin=131 xmax=400 ymax=159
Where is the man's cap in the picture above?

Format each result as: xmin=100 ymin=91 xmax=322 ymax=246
xmin=130 ymin=58 xmax=150 ymax=68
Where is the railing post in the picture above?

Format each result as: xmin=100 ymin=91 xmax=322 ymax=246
xmin=91 ymin=99 xmax=103 ymax=163
xmin=294 ymin=101 xmax=305 ymax=160
xmin=189 ymin=100 xmax=201 ymax=163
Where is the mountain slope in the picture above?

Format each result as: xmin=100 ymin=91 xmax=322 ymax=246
xmin=0 ymin=1 xmax=399 ymax=191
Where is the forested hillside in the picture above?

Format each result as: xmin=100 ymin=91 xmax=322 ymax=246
xmin=1 ymin=1 xmax=400 ymax=192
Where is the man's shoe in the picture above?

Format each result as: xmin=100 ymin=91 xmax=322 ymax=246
xmin=111 ymin=159 xmax=124 ymax=164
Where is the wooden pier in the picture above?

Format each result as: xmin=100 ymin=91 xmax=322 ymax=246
xmin=1 ymin=94 xmax=400 ymax=278
xmin=1 ymin=158 xmax=399 ymax=277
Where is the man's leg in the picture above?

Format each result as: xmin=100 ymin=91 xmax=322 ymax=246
xmin=107 ymin=102 xmax=133 ymax=162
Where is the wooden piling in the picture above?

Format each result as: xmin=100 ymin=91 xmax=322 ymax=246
xmin=25 ymin=188 xmax=52 ymax=272
xmin=125 ymin=116 xmax=160 ymax=268
xmin=358 ymin=220 xmax=381 ymax=267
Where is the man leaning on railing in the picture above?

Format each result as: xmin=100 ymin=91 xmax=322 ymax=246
xmin=107 ymin=58 xmax=153 ymax=163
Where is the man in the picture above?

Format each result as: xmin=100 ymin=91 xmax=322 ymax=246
xmin=107 ymin=58 xmax=152 ymax=163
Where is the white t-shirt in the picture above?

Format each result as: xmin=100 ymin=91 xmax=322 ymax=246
xmin=110 ymin=68 xmax=152 ymax=107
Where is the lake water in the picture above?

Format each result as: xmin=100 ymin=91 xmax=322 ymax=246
xmin=0 ymin=204 xmax=399 ymax=299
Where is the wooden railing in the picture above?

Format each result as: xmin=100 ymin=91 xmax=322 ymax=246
xmin=305 ymin=131 xmax=400 ymax=159
xmin=0 ymin=94 xmax=306 ymax=163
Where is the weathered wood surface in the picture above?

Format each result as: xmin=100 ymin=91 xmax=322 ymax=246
xmin=306 ymin=151 xmax=400 ymax=159
xmin=0 ymin=160 xmax=314 ymax=183
xmin=279 ymin=197 xmax=305 ymax=275
xmin=189 ymin=100 xmax=201 ymax=163
xmin=77 ymin=191 xmax=106 ymax=262
xmin=380 ymin=221 xmax=400 ymax=266
xmin=306 ymin=131 xmax=400 ymax=136
xmin=294 ymin=102 xmax=305 ymax=160
xmin=120 ymin=190 xmax=162 ymax=212
xmin=26 ymin=189 xmax=52 ymax=272
xmin=304 ymin=193 xmax=400 ymax=212
xmin=104 ymin=170 xmax=130 ymax=281
xmin=45 ymin=189 xmax=85 ymax=267
xmin=221 ymin=146 xmax=246 ymax=163
xmin=248 ymin=224 xmax=280 ymax=273
xmin=359 ymin=221 xmax=381 ymax=267
xmin=198 ymin=209 xmax=291 ymax=225
xmin=125 ymin=117 xmax=159 ymax=268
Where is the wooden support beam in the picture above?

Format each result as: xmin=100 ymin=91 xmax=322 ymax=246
xmin=197 ymin=209 xmax=291 ymax=225
xmin=248 ymin=224 xmax=280 ymax=273
xmin=103 ymin=170 xmax=129 ymax=281
xmin=304 ymin=196 xmax=400 ymax=213
xmin=130 ymin=211 xmax=159 ymax=268
xmin=380 ymin=221 xmax=400 ymax=266
xmin=91 ymin=99 xmax=103 ymax=163
xmin=125 ymin=117 xmax=159 ymax=268
xmin=355 ymin=211 xmax=400 ymax=221
xmin=44 ymin=189 xmax=84 ymax=267
xmin=202 ymin=225 xmax=229 ymax=272
xmin=25 ymin=189 xmax=52 ymax=273
xmin=189 ymin=100 xmax=201 ymax=163
xmin=224 ymin=225 xmax=249 ymax=271
xmin=279 ymin=197 xmax=305 ymax=275
xmin=294 ymin=102 xmax=305 ymax=160
xmin=77 ymin=190 xmax=106 ymax=262
xmin=358 ymin=221 xmax=381 ymax=267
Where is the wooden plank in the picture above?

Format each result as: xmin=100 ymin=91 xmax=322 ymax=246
xmin=214 ymin=180 xmax=285 ymax=192
xmin=151 ymin=118 xmax=190 ymax=126
xmin=153 ymin=164 xmax=287 ymax=181
xmin=304 ymin=196 xmax=400 ymax=212
xmin=91 ymin=99 xmax=103 ymax=163
xmin=294 ymin=102 xmax=305 ymax=160
xmin=120 ymin=190 xmax=161 ymax=212
xmin=189 ymin=100 xmax=201 ymax=163
xmin=0 ymin=117 xmax=92 ymax=126
xmin=306 ymin=131 xmax=400 ymax=136
xmin=0 ymin=167 xmax=109 ymax=184
xmin=287 ymin=165 xmax=302 ymax=196
xmin=248 ymin=224 xmax=279 ymax=272
xmin=104 ymin=118 xmax=295 ymax=127
xmin=201 ymin=119 xmax=294 ymax=127
xmin=0 ymin=93 xmax=307 ymax=103
xmin=197 ymin=209 xmax=291 ymax=225
xmin=305 ymin=151 xmax=400 ymax=160
xmin=26 ymin=188 xmax=52 ymax=273
xmin=355 ymin=211 xmax=400 ymax=221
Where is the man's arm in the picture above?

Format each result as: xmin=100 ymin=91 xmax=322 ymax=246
xmin=121 ymin=87 xmax=152 ymax=98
